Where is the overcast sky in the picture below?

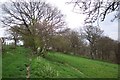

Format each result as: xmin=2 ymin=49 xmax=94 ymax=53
xmin=0 ymin=0 xmax=118 ymax=40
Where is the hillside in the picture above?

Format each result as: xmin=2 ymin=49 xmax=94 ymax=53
xmin=2 ymin=47 xmax=118 ymax=78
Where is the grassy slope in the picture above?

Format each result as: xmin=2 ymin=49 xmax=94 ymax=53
xmin=2 ymin=47 xmax=118 ymax=78
xmin=2 ymin=46 xmax=31 ymax=78
xmin=31 ymin=52 xmax=118 ymax=78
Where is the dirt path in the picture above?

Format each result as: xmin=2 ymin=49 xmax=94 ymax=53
xmin=26 ymin=65 xmax=30 ymax=78
xmin=26 ymin=59 xmax=32 ymax=78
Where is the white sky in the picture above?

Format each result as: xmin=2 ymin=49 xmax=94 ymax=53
xmin=0 ymin=0 xmax=118 ymax=40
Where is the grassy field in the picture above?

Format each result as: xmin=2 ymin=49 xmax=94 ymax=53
xmin=2 ymin=46 xmax=31 ymax=78
xmin=2 ymin=47 xmax=118 ymax=78
xmin=45 ymin=52 xmax=118 ymax=78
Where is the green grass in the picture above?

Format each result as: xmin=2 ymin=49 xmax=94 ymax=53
xmin=2 ymin=47 xmax=118 ymax=78
xmin=45 ymin=52 xmax=118 ymax=78
xmin=30 ymin=56 xmax=86 ymax=78
xmin=2 ymin=46 xmax=31 ymax=78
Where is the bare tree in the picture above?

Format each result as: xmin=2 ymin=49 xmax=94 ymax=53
xmin=1 ymin=0 xmax=66 ymax=55
xmin=83 ymin=25 xmax=103 ymax=59
xmin=96 ymin=36 xmax=113 ymax=59
xmin=68 ymin=30 xmax=81 ymax=55
xmin=8 ymin=27 xmax=20 ymax=47
xmin=95 ymin=36 xmax=119 ymax=63
xmin=67 ymin=0 xmax=119 ymax=24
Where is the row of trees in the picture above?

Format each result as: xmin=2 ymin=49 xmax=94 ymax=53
xmin=1 ymin=0 xmax=119 ymax=63
xmin=44 ymin=25 xmax=119 ymax=64
xmin=67 ymin=0 xmax=119 ymax=64
xmin=5 ymin=24 xmax=119 ymax=63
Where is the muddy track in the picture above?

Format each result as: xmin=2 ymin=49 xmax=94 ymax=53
xmin=26 ymin=65 xmax=30 ymax=78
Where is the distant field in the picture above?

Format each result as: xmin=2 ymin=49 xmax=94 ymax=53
xmin=2 ymin=47 xmax=118 ymax=78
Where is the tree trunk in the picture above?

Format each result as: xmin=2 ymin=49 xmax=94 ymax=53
xmin=14 ymin=38 xmax=17 ymax=48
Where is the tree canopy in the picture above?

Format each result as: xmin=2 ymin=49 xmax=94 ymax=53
xmin=67 ymin=0 xmax=119 ymax=24
xmin=1 ymin=0 xmax=66 ymax=55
